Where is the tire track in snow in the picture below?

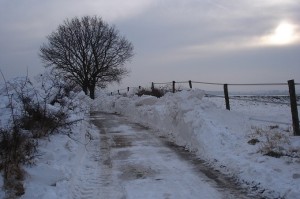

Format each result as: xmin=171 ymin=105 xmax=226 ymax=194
xmin=90 ymin=114 xmax=127 ymax=199
xmin=70 ymin=114 xmax=127 ymax=199
xmin=70 ymin=137 xmax=103 ymax=199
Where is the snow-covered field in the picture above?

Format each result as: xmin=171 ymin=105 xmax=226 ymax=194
xmin=1 ymin=85 xmax=300 ymax=198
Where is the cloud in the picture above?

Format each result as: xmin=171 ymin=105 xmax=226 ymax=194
xmin=0 ymin=0 xmax=157 ymax=79
xmin=120 ymin=0 xmax=300 ymax=57
xmin=0 ymin=0 xmax=299 ymax=85
xmin=110 ymin=0 xmax=300 ymax=87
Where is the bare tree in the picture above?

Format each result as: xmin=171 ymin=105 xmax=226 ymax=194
xmin=40 ymin=16 xmax=133 ymax=99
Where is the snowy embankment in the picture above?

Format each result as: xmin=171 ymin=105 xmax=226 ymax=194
xmin=93 ymin=89 xmax=300 ymax=199
xmin=17 ymin=92 xmax=101 ymax=199
xmin=0 ymin=76 xmax=99 ymax=198
xmin=20 ymin=120 xmax=98 ymax=199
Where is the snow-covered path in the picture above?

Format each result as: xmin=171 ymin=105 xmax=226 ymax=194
xmin=85 ymin=112 xmax=257 ymax=199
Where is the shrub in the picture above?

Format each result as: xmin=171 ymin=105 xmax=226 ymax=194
xmin=0 ymin=71 xmax=81 ymax=197
xmin=18 ymin=104 xmax=68 ymax=138
xmin=249 ymin=126 xmax=291 ymax=158
xmin=0 ymin=128 xmax=37 ymax=197
xmin=35 ymin=69 xmax=80 ymax=105
xmin=0 ymin=129 xmax=37 ymax=169
xmin=136 ymin=88 xmax=165 ymax=98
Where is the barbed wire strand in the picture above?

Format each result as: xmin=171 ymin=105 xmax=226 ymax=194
xmin=176 ymin=81 xmax=190 ymax=84
xmin=205 ymin=93 xmax=224 ymax=98
xmin=228 ymin=96 xmax=291 ymax=105
xmin=118 ymin=80 xmax=299 ymax=88
xmin=249 ymin=117 xmax=292 ymax=125
xmin=110 ymin=80 xmax=300 ymax=97
xmin=191 ymin=81 xmax=289 ymax=86
xmin=228 ymin=83 xmax=287 ymax=86
xmin=192 ymin=81 xmax=223 ymax=85
xmin=156 ymin=82 xmax=174 ymax=84
xmin=205 ymin=94 xmax=292 ymax=105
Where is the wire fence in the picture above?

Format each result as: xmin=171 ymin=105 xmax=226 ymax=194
xmin=110 ymin=79 xmax=299 ymax=136
xmin=227 ymin=96 xmax=291 ymax=106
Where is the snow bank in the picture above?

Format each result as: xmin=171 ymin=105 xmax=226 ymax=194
xmin=93 ymin=89 xmax=300 ymax=199
xmin=20 ymin=120 xmax=99 ymax=199
xmin=18 ymin=90 xmax=95 ymax=198
xmin=18 ymin=89 xmax=97 ymax=198
xmin=0 ymin=75 xmax=94 ymax=198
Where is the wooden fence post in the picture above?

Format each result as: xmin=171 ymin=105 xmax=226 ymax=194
xmin=111 ymin=92 xmax=113 ymax=95
xmin=139 ymin=86 xmax=141 ymax=89
xmin=151 ymin=82 xmax=154 ymax=90
xmin=118 ymin=90 xmax=120 ymax=95
xmin=288 ymin=80 xmax=300 ymax=136
xmin=189 ymin=80 xmax=192 ymax=89
xmin=172 ymin=81 xmax=176 ymax=93
xmin=224 ymin=84 xmax=230 ymax=110
xmin=127 ymin=87 xmax=130 ymax=92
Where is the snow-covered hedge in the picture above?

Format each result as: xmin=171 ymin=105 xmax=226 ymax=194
xmin=0 ymin=74 xmax=90 ymax=198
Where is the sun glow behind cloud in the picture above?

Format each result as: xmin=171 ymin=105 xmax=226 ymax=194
xmin=260 ymin=21 xmax=299 ymax=45
xmin=181 ymin=21 xmax=300 ymax=58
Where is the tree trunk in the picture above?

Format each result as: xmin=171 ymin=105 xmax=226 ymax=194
xmin=89 ymin=85 xmax=95 ymax=99
xmin=82 ymin=86 xmax=88 ymax=95
xmin=82 ymin=79 xmax=89 ymax=96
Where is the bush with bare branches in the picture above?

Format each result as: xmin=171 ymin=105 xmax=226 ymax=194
xmin=0 ymin=71 xmax=85 ymax=197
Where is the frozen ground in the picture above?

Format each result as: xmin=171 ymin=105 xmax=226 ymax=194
xmin=1 ymin=88 xmax=300 ymax=198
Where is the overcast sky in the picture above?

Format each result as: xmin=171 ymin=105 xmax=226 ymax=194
xmin=0 ymin=0 xmax=299 ymax=90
